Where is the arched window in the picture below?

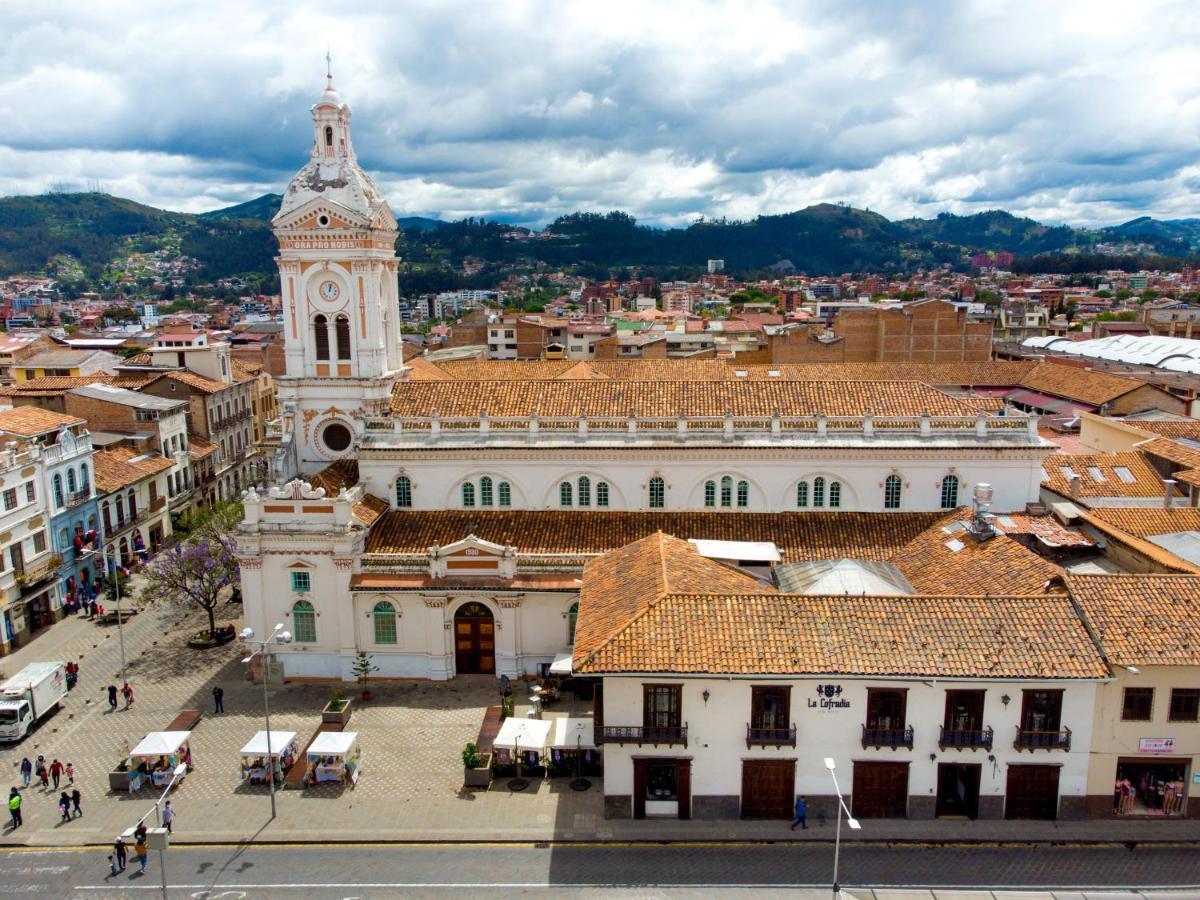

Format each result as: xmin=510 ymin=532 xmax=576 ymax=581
xmin=813 ymin=476 xmax=826 ymax=507
xmin=736 ymin=480 xmax=749 ymax=508
xmin=395 ymin=476 xmax=412 ymax=508
xmin=649 ymin=477 xmax=665 ymax=508
xmin=67 ymin=469 xmax=77 ymax=493
xmin=829 ymin=481 xmax=842 ymax=508
xmin=720 ymin=475 xmax=733 ymax=508
xmin=479 ymin=476 xmax=494 ymax=507
xmin=372 ymin=600 xmax=397 ymax=645
xmin=884 ymin=474 xmax=903 ymax=509
xmin=324 ymin=125 xmax=333 ymax=147
xmin=127 ymin=490 xmax=137 ymax=517
xmin=313 ymin=315 xmax=330 ymax=361
xmin=567 ymin=601 xmax=579 ymax=644
xmin=53 ymin=474 xmax=64 ymax=508
xmin=797 ymin=481 xmax=809 ymax=507
xmin=335 ymin=315 xmax=352 ymax=360
xmin=559 ymin=481 xmax=573 ymax=506
xmin=596 ymin=481 xmax=609 ymax=507
xmin=704 ymin=480 xmax=716 ymax=507
xmin=292 ymin=600 xmax=317 ymax=643
xmin=461 ymin=482 xmax=475 ymax=507
xmin=940 ymin=475 xmax=959 ymax=509
xmin=577 ymin=476 xmax=591 ymax=507
xmin=498 ymin=481 xmax=511 ymax=507
xmin=80 ymin=466 xmax=89 ymax=494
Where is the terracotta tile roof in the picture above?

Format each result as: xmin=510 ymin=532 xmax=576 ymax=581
xmin=1018 ymin=361 xmax=1152 ymax=407
xmin=123 ymin=352 xmax=154 ymax=366
xmin=573 ymin=532 xmax=772 ymax=666
xmin=1085 ymin=506 xmax=1200 ymax=538
xmin=736 ymin=362 xmax=1036 ymax=386
xmin=92 ymin=446 xmax=173 ymax=492
xmin=992 ymin=513 xmax=1093 ymax=548
xmin=0 ymin=406 xmax=85 ymax=436
xmin=108 ymin=372 xmax=161 ymax=390
xmin=350 ymin=572 xmax=581 ymax=591
xmin=0 ymin=374 xmax=112 ymax=394
xmin=430 ymin=360 xmax=578 ymax=380
xmin=400 ymin=343 xmax=425 ymax=363
xmin=188 ymin=436 xmax=219 ymax=460
xmin=574 ymin=591 xmax=1106 ymax=677
xmin=364 ymin=509 xmax=951 ymax=560
xmin=403 ymin=358 xmax=456 ymax=381
xmin=886 ymin=513 xmax=1065 ymax=596
xmin=1041 ymin=451 xmax=1166 ymax=500
xmin=230 ymin=359 xmax=262 ymax=380
xmin=353 ymin=493 xmax=388 ymax=526
xmin=1124 ymin=420 xmax=1200 ymax=441
xmin=389 ymin=380 xmax=987 ymax=418
xmin=1174 ymin=468 xmax=1200 ymax=489
xmin=1138 ymin=437 xmax=1200 ymax=470
xmin=1067 ymin=574 xmax=1200 ymax=666
xmin=160 ymin=370 xmax=229 ymax=394
xmin=309 ymin=459 xmax=360 ymax=494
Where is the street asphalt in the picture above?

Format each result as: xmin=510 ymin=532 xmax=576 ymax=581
xmin=6 ymin=842 xmax=1200 ymax=899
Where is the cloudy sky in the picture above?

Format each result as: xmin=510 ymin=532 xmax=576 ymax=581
xmin=3 ymin=0 xmax=1200 ymax=228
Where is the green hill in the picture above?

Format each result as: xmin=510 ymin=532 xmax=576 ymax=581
xmin=198 ymin=193 xmax=283 ymax=222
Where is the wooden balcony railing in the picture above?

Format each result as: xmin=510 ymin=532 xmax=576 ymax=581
xmin=938 ymin=726 xmax=994 ymax=751
xmin=746 ymin=724 xmax=797 ymax=749
xmin=598 ymin=724 xmax=688 ymax=748
xmin=1014 ymin=726 xmax=1071 ymax=751
xmin=861 ymin=725 xmax=914 ymax=750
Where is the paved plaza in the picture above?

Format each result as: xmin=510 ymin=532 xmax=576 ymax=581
xmin=0 ymin=588 xmax=1199 ymax=849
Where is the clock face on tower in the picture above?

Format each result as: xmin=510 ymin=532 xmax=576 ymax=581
xmin=318 ymin=280 xmax=340 ymax=302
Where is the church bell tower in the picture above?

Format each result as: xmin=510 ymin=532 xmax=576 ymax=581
xmin=272 ymin=67 xmax=405 ymax=472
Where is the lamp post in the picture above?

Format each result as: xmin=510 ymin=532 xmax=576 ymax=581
xmin=129 ymin=761 xmax=187 ymax=900
xmin=824 ymin=757 xmax=861 ymax=898
xmin=241 ymin=624 xmax=292 ymax=819
xmin=104 ymin=549 xmax=127 ymax=684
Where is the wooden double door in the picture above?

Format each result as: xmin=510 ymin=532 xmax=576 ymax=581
xmin=742 ymin=759 xmax=796 ymax=819
xmin=454 ymin=603 xmax=495 ymax=674
xmin=852 ymin=761 xmax=909 ymax=818
xmin=1006 ymin=765 xmax=1060 ymax=820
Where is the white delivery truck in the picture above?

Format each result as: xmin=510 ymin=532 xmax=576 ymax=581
xmin=0 ymin=661 xmax=67 ymax=741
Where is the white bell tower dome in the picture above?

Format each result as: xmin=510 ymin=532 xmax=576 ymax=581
xmin=271 ymin=63 xmax=405 ymax=474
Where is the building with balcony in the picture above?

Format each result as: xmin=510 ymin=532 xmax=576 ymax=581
xmin=92 ymin=446 xmax=175 ymax=570
xmin=0 ymin=440 xmax=58 ymax=653
xmin=572 ymin=533 xmax=1104 ymax=821
xmin=0 ymin=406 xmax=100 ymax=618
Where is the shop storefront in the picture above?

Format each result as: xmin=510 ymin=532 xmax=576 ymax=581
xmin=1114 ymin=757 xmax=1189 ymax=816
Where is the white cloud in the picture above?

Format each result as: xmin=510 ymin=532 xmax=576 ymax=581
xmin=2 ymin=0 xmax=1200 ymax=227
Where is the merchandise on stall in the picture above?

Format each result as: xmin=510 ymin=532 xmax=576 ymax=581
xmin=238 ymin=731 xmax=298 ymax=785
xmin=303 ymin=731 xmax=361 ymax=786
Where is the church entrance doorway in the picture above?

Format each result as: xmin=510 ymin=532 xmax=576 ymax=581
xmin=454 ymin=602 xmax=495 ymax=675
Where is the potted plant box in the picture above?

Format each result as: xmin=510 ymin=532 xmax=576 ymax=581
xmin=322 ymin=694 xmax=352 ymax=725
xmin=462 ymin=743 xmax=492 ymax=789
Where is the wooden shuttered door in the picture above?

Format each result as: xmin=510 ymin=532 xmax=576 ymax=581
xmin=851 ymin=761 xmax=909 ymax=818
xmin=741 ymin=759 xmax=796 ymax=819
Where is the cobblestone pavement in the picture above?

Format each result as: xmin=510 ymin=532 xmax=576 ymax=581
xmin=1 ymin=591 xmax=1200 ymax=849
xmin=5 ymin=844 xmax=1200 ymax=899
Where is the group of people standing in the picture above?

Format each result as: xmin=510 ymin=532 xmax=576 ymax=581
xmin=8 ymin=756 xmax=83 ymax=830
xmin=18 ymin=755 xmax=73 ymax=790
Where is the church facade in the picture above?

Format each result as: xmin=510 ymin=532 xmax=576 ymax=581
xmin=237 ymin=80 xmax=1058 ymax=682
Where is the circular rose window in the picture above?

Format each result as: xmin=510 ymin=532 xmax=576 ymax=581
xmin=321 ymin=422 xmax=353 ymax=453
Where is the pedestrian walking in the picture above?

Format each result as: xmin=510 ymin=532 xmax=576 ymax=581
xmin=37 ymin=760 xmax=48 ymax=790
xmin=65 ymin=762 xmax=74 ymax=785
xmin=114 ymin=837 xmax=127 ymax=871
xmin=49 ymin=759 xmax=63 ymax=789
xmin=790 ymin=795 xmax=807 ymax=830
xmin=212 ymin=686 xmax=224 ymax=713
xmin=58 ymin=791 xmax=71 ymax=822
xmin=7 ymin=789 xmax=21 ymax=828
xmin=106 ymin=684 xmax=118 ymax=711
xmin=107 ymin=854 xmax=118 ymax=878
xmin=18 ymin=757 xmax=31 ymax=788
xmin=71 ymin=788 xmax=81 ymax=817
xmin=161 ymin=800 xmax=174 ymax=834
xmin=121 ymin=681 xmax=134 ymax=709
xmin=134 ymin=836 xmax=148 ymax=874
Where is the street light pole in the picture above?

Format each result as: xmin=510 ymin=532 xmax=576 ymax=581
xmin=102 ymin=548 xmax=127 ymax=684
xmin=824 ymin=757 xmax=861 ymax=898
xmin=130 ymin=761 xmax=187 ymax=900
xmin=241 ymin=624 xmax=292 ymax=820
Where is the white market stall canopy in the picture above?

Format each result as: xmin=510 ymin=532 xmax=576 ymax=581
xmin=552 ymin=716 xmax=596 ymax=751
xmin=549 ymin=648 xmax=573 ymax=675
xmin=240 ymin=731 xmax=297 ymax=757
xmin=494 ymin=717 xmax=552 ymax=752
xmin=130 ymin=731 xmax=191 ymax=758
xmin=308 ymin=731 xmax=358 ymax=757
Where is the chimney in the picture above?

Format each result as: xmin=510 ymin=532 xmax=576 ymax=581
xmin=1164 ymin=478 xmax=1177 ymax=509
xmin=1068 ymin=473 xmax=1082 ymax=500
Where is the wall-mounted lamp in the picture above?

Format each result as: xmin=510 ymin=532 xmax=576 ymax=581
xmin=1001 ymin=694 xmax=1011 ymax=707
xmin=702 ymin=689 xmax=710 ymax=705
xmin=929 ymin=753 xmax=936 ymax=761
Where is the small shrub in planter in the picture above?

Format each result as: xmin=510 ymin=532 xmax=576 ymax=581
xmin=322 ymin=686 xmax=352 ymax=724
xmin=462 ymin=742 xmax=492 ymax=789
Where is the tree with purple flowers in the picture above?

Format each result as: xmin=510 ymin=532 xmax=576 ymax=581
xmin=142 ymin=535 xmax=239 ymax=641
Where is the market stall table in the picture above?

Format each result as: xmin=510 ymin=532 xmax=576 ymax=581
xmin=127 ymin=731 xmax=192 ymax=789
xmin=550 ymin=716 xmax=601 ymax=787
xmin=239 ymin=730 xmax=298 ymax=785
xmin=304 ymin=731 xmax=361 ymax=786
xmin=494 ymin=717 xmax=553 ymax=767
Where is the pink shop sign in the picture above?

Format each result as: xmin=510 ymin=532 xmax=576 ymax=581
xmin=1138 ymin=738 xmax=1176 ymax=753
